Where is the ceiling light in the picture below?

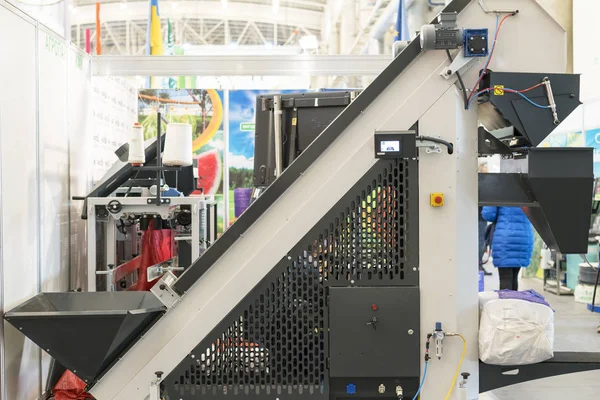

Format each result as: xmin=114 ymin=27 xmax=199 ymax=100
xmin=272 ymin=0 xmax=279 ymax=14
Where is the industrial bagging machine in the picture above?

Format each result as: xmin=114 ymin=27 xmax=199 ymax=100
xmin=6 ymin=1 xmax=600 ymax=399
xmin=76 ymin=116 xmax=218 ymax=293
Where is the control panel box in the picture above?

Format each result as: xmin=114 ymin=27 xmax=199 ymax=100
xmin=374 ymin=131 xmax=417 ymax=159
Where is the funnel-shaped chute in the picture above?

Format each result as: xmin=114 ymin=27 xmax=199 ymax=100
xmin=4 ymin=292 xmax=165 ymax=384
xmin=480 ymin=148 xmax=593 ymax=254
xmin=524 ymin=148 xmax=594 ymax=253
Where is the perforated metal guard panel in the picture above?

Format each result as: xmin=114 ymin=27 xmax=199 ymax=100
xmin=324 ymin=162 xmax=408 ymax=283
xmin=164 ymin=159 xmax=418 ymax=399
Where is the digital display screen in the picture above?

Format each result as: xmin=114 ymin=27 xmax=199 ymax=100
xmin=380 ymin=140 xmax=400 ymax=152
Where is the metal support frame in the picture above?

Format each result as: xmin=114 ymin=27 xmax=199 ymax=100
xmin=441 ymin=50 xmax=476 ymax=80
xmin=86 ymin=197 xmax=210 ymax=292
xmin=543 ymin=252 xmax=573 ymax=296
xmin=91 ymin=55 xmax=391 ymax=77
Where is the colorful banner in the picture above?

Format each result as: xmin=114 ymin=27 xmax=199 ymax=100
xmin=138 ymin=89 xmax=225 ymax=231
xmin=585 ymin=128 xmax=600 ymax=176
xmin=166 ymin=19 xmax=177 ymax=89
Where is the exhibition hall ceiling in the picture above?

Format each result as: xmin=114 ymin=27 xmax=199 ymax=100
xmin=69 ymin=0 xmax=325 ymax=53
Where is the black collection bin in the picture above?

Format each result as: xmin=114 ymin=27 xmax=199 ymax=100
xmin=5 ymin=291 xmax=165 ymax=384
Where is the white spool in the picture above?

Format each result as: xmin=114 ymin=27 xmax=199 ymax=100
xmin=163 ymin=122 xmax=193 ymax=167
xmin=128 ymin=123 xmax=146 ymax=165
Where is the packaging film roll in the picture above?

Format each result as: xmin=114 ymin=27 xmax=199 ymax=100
xmin=163 ymin=123 xmax=193 ymax=166
xmin=128 ymin=123 xmax=145 ymax=166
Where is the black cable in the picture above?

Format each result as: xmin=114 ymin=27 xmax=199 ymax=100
xmin=592 ymin=264 xmax=600 ymax=312
xmin=445 ymin=49 xmax=469 ymax=110
xmin=417 ymin=135 xmax=454 ymax=155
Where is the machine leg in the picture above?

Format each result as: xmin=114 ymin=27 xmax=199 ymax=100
xmin=191 ymin=203 xmax=199 ymax=262
xmin=87 ymin=208 xmax=96 ymax=291
xmin=149 ymin=371 xmax=163 ymax=400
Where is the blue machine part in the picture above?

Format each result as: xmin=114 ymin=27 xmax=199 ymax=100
xmin=587 ymin=304 xmax=600 ymax=313
xmin=463 ymin=29 xmax=488 ymax=57
xmin=346 ymin=383 xmax=357 ymax=395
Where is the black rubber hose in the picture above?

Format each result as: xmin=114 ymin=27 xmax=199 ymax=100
xmin=592 ymin=265 xmax=600 ymax=311
xmin=445 ymin=49 xmax=469 ymax=110
xmin=416 ymin=135 xmax=454 ymax=155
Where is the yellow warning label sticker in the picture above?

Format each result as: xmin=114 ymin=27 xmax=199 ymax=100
xmin=292 ymin=117 xmax=297 ymax=126
xmin=493 ymin=85 xmax=505 ymax=96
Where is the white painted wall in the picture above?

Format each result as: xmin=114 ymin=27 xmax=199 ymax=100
xmin=69 ymin=45 xmax=93 ymax=292
xmin=0 ymin=6 xmax=40 ymax=400
xmin=0 ymin=3 xmax=93 ymax=399
xmin=38 ymin=26 xmax=72 ymax=391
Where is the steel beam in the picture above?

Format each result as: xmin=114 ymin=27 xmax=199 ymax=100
xmin=91 ymin=54 xmax=391 ymax=76
xmin=250 ymin=21 xmax=267 ymax=45
xmin=103 ymin=22 xmax=124 ymax=55
xmin=236 ymin=21 xmax=251 ymax=45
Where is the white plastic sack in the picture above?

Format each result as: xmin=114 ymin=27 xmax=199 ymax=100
xmin=478 ymin=291 xmax=499 ymax=312
xmin=479 ymin=299 xmax=554 ymax=365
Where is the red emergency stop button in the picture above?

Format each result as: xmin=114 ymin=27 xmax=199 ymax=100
xmin=430 ymin=193 xmax=444 ymax=207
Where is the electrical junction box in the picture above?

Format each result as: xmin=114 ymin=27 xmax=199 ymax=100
xmin=464 ymin=29 xmax=488 ymax=57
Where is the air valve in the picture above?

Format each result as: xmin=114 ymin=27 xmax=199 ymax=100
xmin=433 ymin=322 xmax=445 ymax=359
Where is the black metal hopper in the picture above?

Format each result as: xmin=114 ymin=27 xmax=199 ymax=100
xmin=479 ymin=147 xmax=594 ymax=254
xmin=478 ymin=71 xmax=581 ymax=147
xmin=4 ymin=292 xmax=165 ymax=384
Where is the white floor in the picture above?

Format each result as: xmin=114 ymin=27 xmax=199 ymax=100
xmin=479 ymin=267 xmax=600 ymax=399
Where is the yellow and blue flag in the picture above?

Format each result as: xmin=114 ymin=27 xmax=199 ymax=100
xmin=147 ymin=0 xmax=164 ymax=87
xmin=147 ymin=0 xmax=164 ymax=56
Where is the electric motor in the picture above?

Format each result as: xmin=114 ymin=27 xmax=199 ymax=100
xmin=420 ymin=12 xmax=463 ymax=51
